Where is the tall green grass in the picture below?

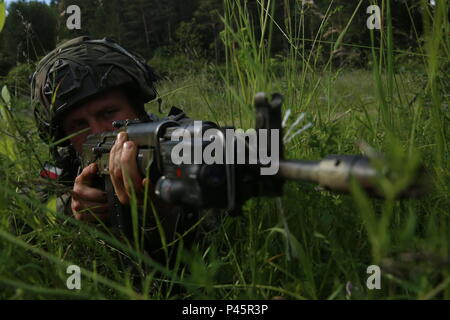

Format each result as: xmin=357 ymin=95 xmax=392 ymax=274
xmin=0 ymin=0 xmax=449 ymax=299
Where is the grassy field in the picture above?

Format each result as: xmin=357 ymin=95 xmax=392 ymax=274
xmin=0 ymin=1 xmax=448 ymax=299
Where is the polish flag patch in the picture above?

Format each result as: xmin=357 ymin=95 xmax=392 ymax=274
xmin=40 ymin=164 xmax=63 ymax=180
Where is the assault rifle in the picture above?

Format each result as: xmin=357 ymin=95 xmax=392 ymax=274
xmin=80 ymin=93 xmax=426 ymax=237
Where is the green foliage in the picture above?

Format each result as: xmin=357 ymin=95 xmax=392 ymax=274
xmin=3 ymin=62 xmax=35 ymax=97
xmin=174 ymin=0 xmax=223 ymax=61
xmin=0 ymin=0 xmax=448 ymax=301
xmin=0 ymin=86 xmax=20 ymax=164
xmin=148 ymin=48 xmax=210 ymax=79
xmin=2 ymin=1 xmax=57 ymax=64
xmin=0 ymin=0 xmax=5 ymax=33
xmin=0 ymin=0 xmax=429 ymax=75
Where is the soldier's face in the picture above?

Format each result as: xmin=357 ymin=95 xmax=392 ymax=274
xmin=62 ymin=91 xmax=139 ymax=153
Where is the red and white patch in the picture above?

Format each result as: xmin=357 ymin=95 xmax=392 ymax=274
xmin=40 ymin=164 xmax=63 ymax=180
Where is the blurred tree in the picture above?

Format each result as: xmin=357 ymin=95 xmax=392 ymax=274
xmin=121 ymin=0 xmax=199 ymax=59
xmin=2 ymin=1 xmax=57 ymax=66
xmin=174 ymin=0 xmax=223 ymax=62
xmin=0 ymin=32 xmax=12 ymax=76
xmin=0 ymin=0 xmax=429 ymax=76
xmin=122 ymin=0 xmax=163 ymax=57
xmin=297 ymin=0 xmax=425 ymax=68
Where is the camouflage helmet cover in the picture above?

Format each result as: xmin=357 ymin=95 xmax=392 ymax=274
xmin=31 ymin=36 xmax=158 ymax=145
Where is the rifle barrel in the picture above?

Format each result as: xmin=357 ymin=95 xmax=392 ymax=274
xmin=278 ymin=155 xmax=380 ymax=196
xmin=278 ymin=155 xmax=427 ymax=198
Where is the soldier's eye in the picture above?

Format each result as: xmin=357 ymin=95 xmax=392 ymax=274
xmin=103 ymin=108 xmax=118 ymax=118
xmin=67 ymin=120 xmax=88 ymax=134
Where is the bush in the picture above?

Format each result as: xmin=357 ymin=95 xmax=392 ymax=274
xmin=3 ymin=62 xmax=35 ymax=98
xmin=148 ymin=47 xmax=210 ymax=79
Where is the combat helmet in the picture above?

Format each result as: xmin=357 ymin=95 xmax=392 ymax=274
xmin=31 ymin=36 xmax=158 ymax=146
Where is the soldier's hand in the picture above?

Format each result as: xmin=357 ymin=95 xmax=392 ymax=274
xmin=71 ymin=163 xmax=109 ymax=222
xmin=109 ymin=132 xmax=147 ymax=205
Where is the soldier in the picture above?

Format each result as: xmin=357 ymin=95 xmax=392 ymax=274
xmin=31 ymin=36 xmax=195 ymax=261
